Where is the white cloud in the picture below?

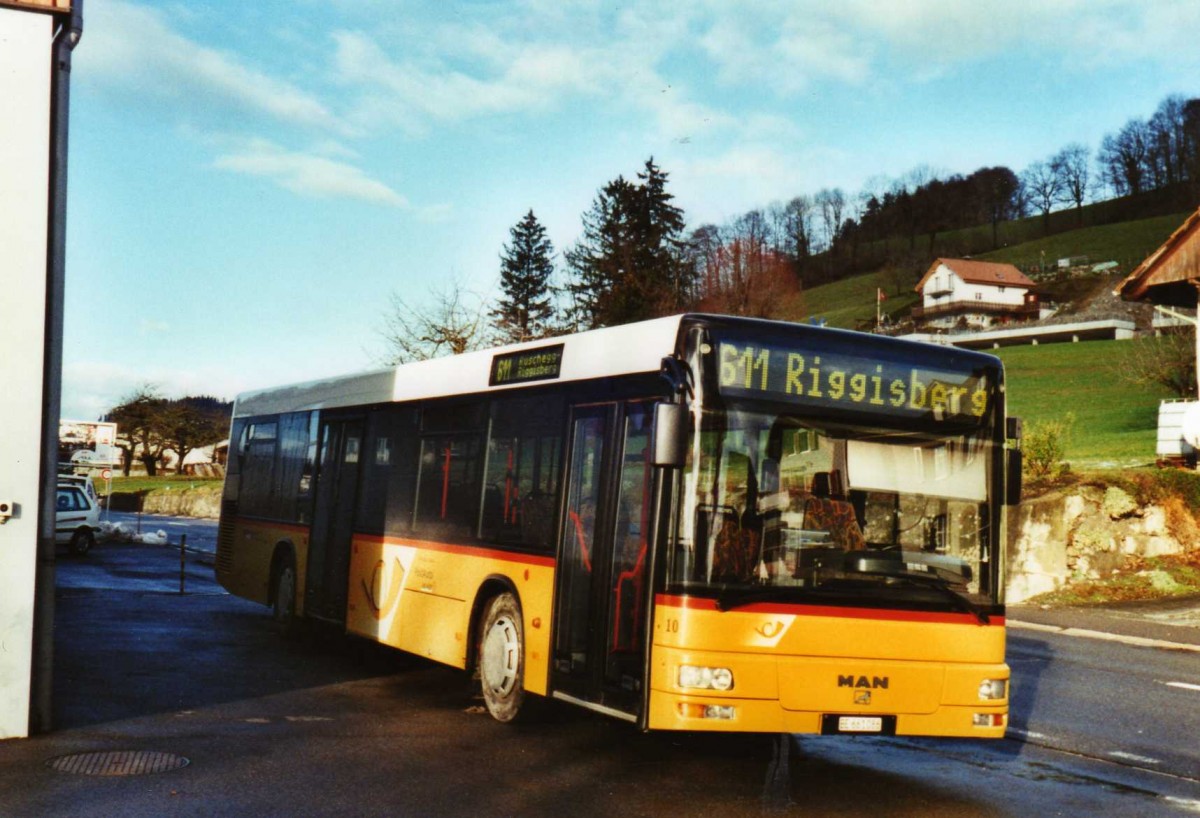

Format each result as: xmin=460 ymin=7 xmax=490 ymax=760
xmin=61 ymin=360 xmax=246 ymax=422
xmin=80 ymin=0 xmax=346 ymax=133
xmin=212 ymin=140 xmax=408 ymax=206
xmin=690 ymin=0 xmax=1200 ymax=94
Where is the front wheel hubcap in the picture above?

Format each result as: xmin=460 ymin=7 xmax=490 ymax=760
xmin=482 ymin=615 xmax=520 ymax=697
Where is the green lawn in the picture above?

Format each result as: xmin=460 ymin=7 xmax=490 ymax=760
xmin=977 ymin=212 xmax=1187 ymax=272
xmin=100 ymin=475 xmax=223 ymax=494
xmin=994 ymin=339 xmax=1175 ymax=467
xmin=801 ymin=269 xmax=920 ymax=329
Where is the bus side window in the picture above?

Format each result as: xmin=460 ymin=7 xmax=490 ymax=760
xmin=356 ymin=407 xmax=419 ymax=536
xmin=414 ymin=433 xmax=483 ymax=540
xmin=276 ymin=412 xmax=316 ymax=524
xmin=239 ymin=419 xmax=278 ymax=518
xmin=480 ymin=395 xmax=564 ymax=549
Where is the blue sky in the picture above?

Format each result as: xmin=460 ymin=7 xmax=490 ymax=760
xmin=62 ymin=0 xmax=1200 ymax=419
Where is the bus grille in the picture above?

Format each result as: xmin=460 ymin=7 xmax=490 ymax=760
xmin=215 ymin=501 xmax=237 ymax=577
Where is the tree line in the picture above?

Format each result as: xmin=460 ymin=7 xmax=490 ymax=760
xmin=103 ymin=390 xmax=232 ymax=477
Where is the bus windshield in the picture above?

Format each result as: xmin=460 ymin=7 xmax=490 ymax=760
xmin=667 ymin=404 xmax=1000 ymax=613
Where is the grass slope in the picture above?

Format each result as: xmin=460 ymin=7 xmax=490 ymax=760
xmin=801 ymin=269 xmax=919 ymax=329
xmin=799 ymin=212 xmax=1187 ymax=330
xmin=993 ymin=340 xmax=1173 ymax=467
xmin=977 ymin=212 xmax=1188 ymax=271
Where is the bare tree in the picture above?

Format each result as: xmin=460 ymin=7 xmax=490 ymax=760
xmin=106 ymin=386 xmax=170 ymax=477
xmin=1052 ymin=143 xmax=1091 ymax=215
xmin=1118 ymin=328 xmax=1196 ymax=398
xmin=379 ymin=279 xmax=489 ymax=364
xmin=1021 ymin=159 xmax=1062 ymax=232
xmin=781 ymin=195 xmax=814 ymax=261
xmin=814 ymin=188 xmax=845 ymax=253
xmin=691 ymin=227 xmax=799 ymax=318
xmin=1098 ymin=118 xmax=1151 ymax=197
xmin=1147 ymin=95 xmax=1188 ymax=188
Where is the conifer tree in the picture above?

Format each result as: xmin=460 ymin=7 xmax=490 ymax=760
xmin=492 ymin=210 xmax=556 ymax=343
xmin=565 ymin=158 xmax=689 ymax=329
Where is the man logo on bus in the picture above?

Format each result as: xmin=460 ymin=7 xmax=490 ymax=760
xmin=838 ymin=674 xmax=889 ymax=690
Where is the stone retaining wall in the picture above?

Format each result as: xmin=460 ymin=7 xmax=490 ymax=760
xmin=129 ymin=485 xmax=222 ymax=519
xmin=1006 ymin=485 xmax=1199 ymax=602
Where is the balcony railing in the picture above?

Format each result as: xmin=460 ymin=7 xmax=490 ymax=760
xmin=911 ymin=300 xmax=1040 ymax=321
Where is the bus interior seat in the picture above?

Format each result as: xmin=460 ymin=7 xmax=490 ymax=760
xmin=805 ymin=471 xmax=865 ymax=550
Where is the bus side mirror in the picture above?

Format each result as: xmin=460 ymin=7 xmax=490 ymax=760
xmin=1005 ymin=448 xmax=1022 ymax=505
xmin=652 ymin=402 xmax=688 ymax=468
xmin=1005 ymin=416 xmax=1022 ymax=505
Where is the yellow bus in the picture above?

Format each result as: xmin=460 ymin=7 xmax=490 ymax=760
xmin=216 ymin=314 xmax=1018 ymax=736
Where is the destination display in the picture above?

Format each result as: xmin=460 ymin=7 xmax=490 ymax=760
xmin=489 ymin=343 xmax=565 ymax=386
xmin=715 ymin=338 xmax=991 ymax=424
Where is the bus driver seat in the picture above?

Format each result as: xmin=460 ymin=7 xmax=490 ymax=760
xmin=803 ymin=471 xmax=865 ymax=550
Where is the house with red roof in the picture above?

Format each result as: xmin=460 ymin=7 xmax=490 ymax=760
xmin=912 ymin=258 xmax=1039 ymax=329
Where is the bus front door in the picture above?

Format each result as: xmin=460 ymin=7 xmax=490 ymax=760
xmin=306 ymin=417 xmax=364 ymax=624
xmin=552 ymin=402 xmax=652 ymax=719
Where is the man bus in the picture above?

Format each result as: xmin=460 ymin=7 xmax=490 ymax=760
xmin=216 ymin=314 xmax=1017 ymax=735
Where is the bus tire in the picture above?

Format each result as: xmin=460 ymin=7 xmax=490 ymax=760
xmin=68 ymin=528 xmax=95 ymax=556
xmin=272 ymin=553 xmax=300 ymax=639
xmin=478 ymin=592 xmax=525 ymax=722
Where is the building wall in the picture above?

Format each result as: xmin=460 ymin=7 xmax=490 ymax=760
xmin=921 ymin=264 xmax=1028 ymax=310
xmin=0 ymin=7 xmax=54 ymax=739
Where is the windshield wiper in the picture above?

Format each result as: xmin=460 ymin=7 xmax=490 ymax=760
xmin=848 ymin=570 xmax=990 ymax=624
xmin=714 ymin=585 xmax=802 ymax=612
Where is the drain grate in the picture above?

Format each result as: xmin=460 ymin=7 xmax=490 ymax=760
xmin=46 ymin=750 xmax=190 ymax=776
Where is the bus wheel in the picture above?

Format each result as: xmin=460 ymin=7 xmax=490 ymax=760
xmin=272 ymin=555 xmax=299 ymax=639
xmin=478 ymin=592 xmax=525 ymax=722
xmin=68 ymin=528 xmax=95 ymax=556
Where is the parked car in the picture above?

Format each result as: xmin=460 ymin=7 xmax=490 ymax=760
xmin=58 ymin=473 xmax=99 ymax=505
xmin=56 ymin=482 xmax=100 ymax=555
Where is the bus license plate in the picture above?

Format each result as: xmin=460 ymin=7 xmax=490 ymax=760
xmin=838 ymin=716 xmax=883 ymax=733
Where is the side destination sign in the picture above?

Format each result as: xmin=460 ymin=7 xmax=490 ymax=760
xmin=490 ymin=343 xmax=565 ymax=386
xmin=717 ymin=339 xmax=991 ymax=423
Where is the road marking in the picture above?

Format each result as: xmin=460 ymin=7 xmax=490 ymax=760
xmin=1109 ymin=751 xmax=1161 ymax=765
xmin=1009 ymin=620 xmax=1200 ymax=653
xmin=1008 ymin=727 xmax=1050 ymax=741
xmin=1165 ymin=797 xmax=1200 ymax=814
xmin=1165 ymin=681 xmax=1200 ymax=692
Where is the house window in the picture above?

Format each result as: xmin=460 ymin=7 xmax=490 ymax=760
xmin=975 ymin=293 xmax=982 ymax=300
xmin=999 ymin=286 xmax=1006 ymax=293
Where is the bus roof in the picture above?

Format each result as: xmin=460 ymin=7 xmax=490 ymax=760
xmin=231 ymin=313 xmax=1003 ymax=419
xmin=233 ymin=315 xmax=688 ymax=418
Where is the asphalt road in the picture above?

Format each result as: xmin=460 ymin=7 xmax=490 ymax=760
xmin=0 ymin=522 xmax=1196 ymax=816
xmin=1009 ymin=629 xmax=1200 ymax=781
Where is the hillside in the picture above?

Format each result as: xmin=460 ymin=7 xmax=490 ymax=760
xmin=799 ymin=211 xmax=1188 ymax=330
xmin=994 ymin=340 xmax=1173 ymax=467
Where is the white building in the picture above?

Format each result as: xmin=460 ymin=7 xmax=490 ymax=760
xmin=913 ymin=258 xmax=1039 ymax=329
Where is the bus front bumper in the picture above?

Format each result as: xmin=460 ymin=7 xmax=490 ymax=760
xmin=646 ymin=648 xmax=1009 ymax=738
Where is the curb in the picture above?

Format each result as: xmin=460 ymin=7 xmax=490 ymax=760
xmin=1008 ymin=619 xmax=1200 ymax=653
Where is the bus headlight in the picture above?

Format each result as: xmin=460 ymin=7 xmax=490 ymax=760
xmin=678 ymin=665 xmax=734 ymax=691
xmin=978 ymin=679 xmax=1007 ymax=700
